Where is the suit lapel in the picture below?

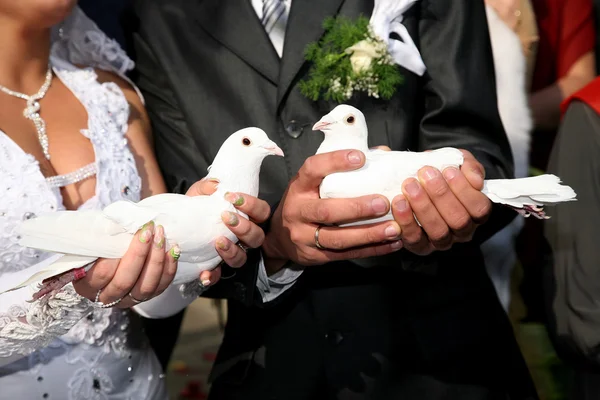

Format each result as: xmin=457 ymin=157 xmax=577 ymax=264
xmin=276 ymin=0 xmax=346 ymax=108
xmin=194 ymin=0 xmax=280 ymax=84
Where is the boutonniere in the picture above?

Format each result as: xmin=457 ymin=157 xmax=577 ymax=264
xmin=300 ymin=0 xmax=427 ymax=103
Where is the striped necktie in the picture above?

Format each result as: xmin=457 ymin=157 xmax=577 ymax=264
xmin=261 ymin=0 xmax=288 ymax=57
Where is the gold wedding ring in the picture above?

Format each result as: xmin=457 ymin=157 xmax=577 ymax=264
xmin=314 ymin=225 xmax=325 ymax=250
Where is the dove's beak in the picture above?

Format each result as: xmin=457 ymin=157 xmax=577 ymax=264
xmin=262 ymin=141 xmax=285 ymax=157
xmin=312 ymin=118 xmax=334 ymax=132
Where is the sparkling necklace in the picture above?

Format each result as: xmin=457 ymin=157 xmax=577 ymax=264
xmin=0 ymin=65 xmax=53 ymax=160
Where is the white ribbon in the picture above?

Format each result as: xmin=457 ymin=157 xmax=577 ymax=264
xmin=369 ymin=0 xmax=426 ymax=76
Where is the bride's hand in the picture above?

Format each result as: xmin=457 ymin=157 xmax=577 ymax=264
xmin=187 ymin=178 xmax=271 ymax=268
xmin=73 ymin=222 xmax=179 ymax=308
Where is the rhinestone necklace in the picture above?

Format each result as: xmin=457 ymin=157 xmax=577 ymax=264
xmin=0 ymin=65 xmax=53 ymax=160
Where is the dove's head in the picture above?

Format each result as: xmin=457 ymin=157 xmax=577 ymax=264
xmin=313 ymin=105 xmax=369 ymax=154
xmin=207 ymin=127 xmax=284 ymax=196
xmin=219 ymin=127 xmax=284 ymax=159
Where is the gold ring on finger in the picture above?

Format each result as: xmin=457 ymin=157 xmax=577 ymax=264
xmin=128 ymin=292 xmax=148 ymax=304
xmin=237 ymin=242 xmax=250 ymax=253
xmin=314 ymin=225 xmax=326 ymax=250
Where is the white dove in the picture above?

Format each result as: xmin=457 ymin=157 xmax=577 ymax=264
xmin=313 ymin=105 xmax=576 ymax=226
xmin=3 ymin=128 xmax=283 ymax=295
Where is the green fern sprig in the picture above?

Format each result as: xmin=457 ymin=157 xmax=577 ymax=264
xmin=299 ymin=16 xmax=403 ymax=103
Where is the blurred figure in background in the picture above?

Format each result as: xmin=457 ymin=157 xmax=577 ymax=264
xmin=544 ymin=78 xmax=600 ymax=400
xmin=482 ymin=0 xmax=536 ymax=312
xmin=518 ymin=0 xmax=596 ymax=324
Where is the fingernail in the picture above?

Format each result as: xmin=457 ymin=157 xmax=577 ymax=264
xmin=140 ymin=221 xmax=154 ymax=243
xmin=225 ymin=192 xmax=244 ymax=206
xmin=202 ymin=279 xmax=212 ymax=287
xmin=347 ymin=151 xmax=362 ymax=164
xmin=391 ymin=240 xmax=403 ymax=250
xmin=371 ymin=197 xmax=387 ymax=214
xmin=221 ymin=211 xmax=239 ymax=227
xmin=394 ymin=197 xmax=408 ymax=212
xmin=169 ymin=245 xmax=181 ymax=261
xmin=422 ymin=167 xmax=439 ymax=181
xmin=385 ymin=223 xmax=400 ymax=238
xmin=216 ymin=238 xmax=230 ymax=250
xmin=404 ymin=180 xmax=420 ymax=197
xmin=443 ymin=167 xmax=458 ymax=180
xmin=154 ymin=225 xmax=165 ymax=248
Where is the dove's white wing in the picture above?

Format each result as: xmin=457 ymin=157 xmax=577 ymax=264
xmin=0 ymin=254 xmax=98 ymax=294
xmin=18 ymin=210 xmax=133 ymax=258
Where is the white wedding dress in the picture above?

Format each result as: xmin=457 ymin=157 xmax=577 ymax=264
xmin=0 ymin=8 xmax=168 ymax=400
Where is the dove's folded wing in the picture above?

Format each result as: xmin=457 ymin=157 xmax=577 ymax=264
xmin=18 ymin=210 xmax=132 ymax=258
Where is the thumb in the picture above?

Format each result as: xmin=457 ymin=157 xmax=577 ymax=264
xmin=186 ymin=178 xmax=219 ymax=197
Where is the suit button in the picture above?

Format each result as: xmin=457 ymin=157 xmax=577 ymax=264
xmin=325 ymin=330 xmax=344 ymax=346
xmin=285 ymin=120 xmax=305 ymax=139
xmin=234 ymin=282 xmax=246 ymax=302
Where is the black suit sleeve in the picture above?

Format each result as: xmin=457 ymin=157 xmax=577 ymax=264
xmin=415 ymin=0 xmax=516 ymax=242
xmin=545 ymin=102 xmax=600 ymax=369
xmin=127 ymin=8 xmax=260 ymax=306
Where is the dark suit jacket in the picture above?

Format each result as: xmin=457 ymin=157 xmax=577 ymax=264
xmin=127 ymin=1 xmax=537 ymax=399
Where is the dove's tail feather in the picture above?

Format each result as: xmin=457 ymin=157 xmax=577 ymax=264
xmin=482 ymin=174 xmax=577 ymax=219
xmin=18 ymin=210 xmax=131 ymax=259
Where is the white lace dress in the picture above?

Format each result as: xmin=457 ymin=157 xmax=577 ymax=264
xmin=0 ymin=34 xmax=168 ymax=400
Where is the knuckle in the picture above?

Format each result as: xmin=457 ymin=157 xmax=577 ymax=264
xmin=300 ymin=157 xmax=317 ymax=177
xmin=472 ymin=199 xmax=492 ymax=222
xmin=289 ymin=228 xmax=304 ymax=246
xmin=430 ymin=181 xmax=450 ymax=198
xmin=428 ymin=227 xmax=450 ymax=244
xmin=113 ymin=280 xmax=133 ymax=294
xmin=315 ymin=204 xmax=331 ymax=223
xmin=327 ymin=235 xmax=345 ymax=250
xmin=450 ymin=212 xmax=471 ymax=232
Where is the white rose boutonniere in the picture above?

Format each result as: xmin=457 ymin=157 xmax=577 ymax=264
xmin=300 ymin=0 xmax=426 ymax=103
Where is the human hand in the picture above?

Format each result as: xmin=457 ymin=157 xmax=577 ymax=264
xmin=391 ymin=149 xmax=491 ymax=255
xmin=74 ymin=222 xmax=179 ymax=308
xmin=262 ymin=150 xmax=403 ymax=272
xmin=187 ymin=179 xmax=271 ymax=269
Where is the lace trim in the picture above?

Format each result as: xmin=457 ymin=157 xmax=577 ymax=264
xmin=0 ymin=285 xmax=94 ymax=360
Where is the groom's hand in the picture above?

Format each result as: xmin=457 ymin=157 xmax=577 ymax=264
xmin=391 ymin=149 xmax=491 ymax=255
xmin=262 ymin=150 xmax=403 ymax=273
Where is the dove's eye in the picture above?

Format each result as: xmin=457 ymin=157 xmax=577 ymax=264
xmin=242 ymin=137 xmax=252 ymax=146
xmin=345 ymin=115 xmax=355 ymax=125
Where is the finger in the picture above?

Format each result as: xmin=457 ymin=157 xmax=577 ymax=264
xmin=370 ymin=145 xmax=391 ymax=151
xmin=215 ymin=237 xmax=247 ymax=268
xmin=318 ymin=240 xmax=404 ymax=262
xmin=199 ymin=266 xmax=221 ymax=287
xmin=127 ymin=225 xmax=167 ymax=302
xmin=459 ymin=149 xmax=485 ymax=190
xmin=186 ymin=178 xmax=220 ymax=197
xmin=72 ymin=258 xmax=119 ymax=301
xmin=442 ymin=167 xmax=492 ymax=225
xmin=418 ymin=167 xmax=474 ymax=240
xmin=154 ymin=244 xmax=179 ymax=294
xmin=299 ymin=195 xmax=390 ymax=225
xmin=315 ymin=221 xmax=401 ymax=250
xmin=99 ymin=221 xmax=155 ymax=304
xmin=294 ymin=150 xmax=365 ymax=192
xmin=224 ymin=192 xmax=271 ymax=223
xmin=391 ymin=194 xmax=434 ymax=255
xmin=221 ymin=211 xmax=265 ymax=248
xmin=401 ymin=178 xmax=452 ymax=251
